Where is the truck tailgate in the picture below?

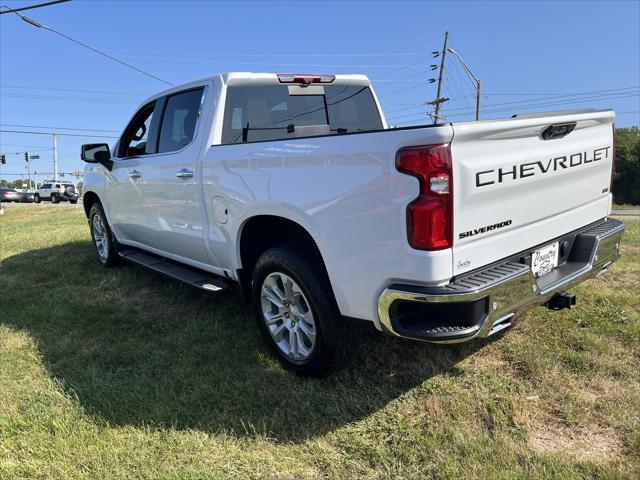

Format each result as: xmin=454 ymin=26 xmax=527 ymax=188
xmin=450 ymin=110 xmax=615 ymax=276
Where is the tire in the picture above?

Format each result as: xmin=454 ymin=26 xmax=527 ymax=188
xmin=51 ymin=194 xmax=59 ymax=204
xmin=252 ymin=245 xmax=356 ymax=377
xmin=89 ymin=202 xmax=120 ymax=266
xmin=69 ymin=200 xmax=78 ymax=204
xmin=34 ymin=194 xmax=40 ymax=203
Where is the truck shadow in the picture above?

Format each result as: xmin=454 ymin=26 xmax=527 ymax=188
xmin=2 ymin=240 xmax=495 ymax=443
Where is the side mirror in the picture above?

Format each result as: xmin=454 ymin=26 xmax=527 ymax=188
xmin=81 ymin=143 xmax=111 ymax=163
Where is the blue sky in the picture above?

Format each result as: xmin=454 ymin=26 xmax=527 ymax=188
xmin=1 ymin=0 xmax=639 ymax=182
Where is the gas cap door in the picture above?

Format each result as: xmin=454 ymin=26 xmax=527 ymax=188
xmin=212 ymin=196 xmax=228 ymax=224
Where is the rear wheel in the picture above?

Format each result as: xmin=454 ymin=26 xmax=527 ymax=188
xmin=89 ymin=202 xmax=119 ymax=266
xmin=252 ymin=245 xmax=356 ymax=377
xmin=51 ymin=194 xmax=59 ymax=204
xmin=69 ymin=200 xmax=78 ymax=204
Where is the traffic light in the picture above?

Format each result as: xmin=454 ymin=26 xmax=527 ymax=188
xmin=24 ymin=152 xmax=29 ymax=162
xmin=0 ymin=154 xmax=5 ymax=164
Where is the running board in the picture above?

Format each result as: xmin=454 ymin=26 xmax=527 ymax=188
xmin=118 ymin=248 xmax=230 ymax=292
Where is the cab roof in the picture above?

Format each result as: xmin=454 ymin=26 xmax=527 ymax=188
xmin=147 ymin=72 xmax=372 ymax=101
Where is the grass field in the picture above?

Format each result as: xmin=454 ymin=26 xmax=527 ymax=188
xmin=1 ymin=205 xmax=638 ymax=479
xmin=613 ymin=204 xmax=639 ymax=211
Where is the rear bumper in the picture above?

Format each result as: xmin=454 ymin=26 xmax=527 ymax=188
xmin=377 ymin=218 xmax=625 ymax=343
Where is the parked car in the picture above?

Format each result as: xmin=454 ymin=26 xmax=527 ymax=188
xmin=80 ymin=72 xmax=624 ymax=377
xmin=34 ymin=182 xmax=79 ymax=204
xmin=0 ymin=188 xmax=21 ymax=202
xmin=19 ymin=191 xmax=35 ymax=203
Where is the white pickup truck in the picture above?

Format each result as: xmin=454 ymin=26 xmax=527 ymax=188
xmin=81 ymin=72 xmax=624 ymax=376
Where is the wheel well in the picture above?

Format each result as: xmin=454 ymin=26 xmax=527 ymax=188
xmin=238 ymin=215 xmax=331 ymax=300
xmin=82 ymin=191 xmax=100 ymax=218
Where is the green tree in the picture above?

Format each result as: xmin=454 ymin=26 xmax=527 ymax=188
xmin=7 ymin=178 xmax=30 ymax=190
xmin=614 ymin=127 xmax=640 ymax=205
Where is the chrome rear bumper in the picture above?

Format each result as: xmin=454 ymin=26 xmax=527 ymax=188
xmin=377 ymin=218 xmax=625 ymax=343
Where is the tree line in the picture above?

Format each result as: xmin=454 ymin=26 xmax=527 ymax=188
xmin=614 ymin=126 xmax=639 ymax=205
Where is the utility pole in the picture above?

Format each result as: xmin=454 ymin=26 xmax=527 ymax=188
xmin=475 ymin=80 xmax=481 ymax=121
xmin=433 ymin=31 xmax=449 ymax=123
xmin=52 ymin=133 xmax=58 ymax=181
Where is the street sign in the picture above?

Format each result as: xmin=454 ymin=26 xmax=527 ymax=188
xmin=29 ymin=155 xmax=40 ymax=159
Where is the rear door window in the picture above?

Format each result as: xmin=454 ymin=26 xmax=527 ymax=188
xmin=221 ymin=85 xmax=383 ymax=144
xmin=157 ymin=88 xmax=205 ymax=153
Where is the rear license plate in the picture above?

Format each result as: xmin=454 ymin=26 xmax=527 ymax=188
xmin=531 ymin=242 xmax=559 ymax=278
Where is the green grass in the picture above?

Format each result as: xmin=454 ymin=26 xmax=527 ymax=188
xmin=1 ymin=205 xmax=639 ymax=479
xmin=613 ymin=203 xmax=639 ymax=211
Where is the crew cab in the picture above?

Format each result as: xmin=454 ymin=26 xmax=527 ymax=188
xmin=80 ymin=72 xmax=624 ymax=376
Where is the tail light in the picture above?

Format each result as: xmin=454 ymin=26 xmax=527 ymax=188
xmin=610 ymin=123 xmax=616 ymax=195
xmin=396 ymin=144 xmax=453 ymax=250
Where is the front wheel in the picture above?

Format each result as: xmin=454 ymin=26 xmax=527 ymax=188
xmin=252 ymin=245 xmax=356 ymax=377
xmin=89 ymin=202 xmax=119 ymax=266
xmin=34 ymin=194 xmax=41 ymax=203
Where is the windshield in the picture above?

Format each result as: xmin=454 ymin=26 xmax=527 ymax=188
xmin=221 ymin=85 xmax=383 ymax=144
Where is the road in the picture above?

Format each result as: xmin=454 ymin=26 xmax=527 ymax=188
xmin=0 ymin=201 xmax=81 ymax=209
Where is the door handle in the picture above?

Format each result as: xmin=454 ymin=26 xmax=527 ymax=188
xmin=128 ymin=169 xmax=141 ymax=179
xmin=176 ymin=168 xmax=194 ymax=179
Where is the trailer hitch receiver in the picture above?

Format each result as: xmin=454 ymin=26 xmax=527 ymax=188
xmin=547 ymin=290 xmax=576 ymax=310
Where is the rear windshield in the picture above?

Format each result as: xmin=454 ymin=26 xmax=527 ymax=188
xmin=221 ymin=85 xmax=383 ymax=144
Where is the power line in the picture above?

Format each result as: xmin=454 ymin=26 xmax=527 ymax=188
xmin=113 ymin=34 xmax=446 ymax=60
xmin=0 ymin=143 xmax=53 ymax=150
xmin=1 ymin=93 xmax=138 ymax=103
xmin=113 ymin=53 xmax=433 ymax=69
xmin=1 ymin=84 xmax=149 ymax=96
xmin=0 ymin=0 xmax=69 ymax=15
xmin=377 ymin=83 xmax=427 ymax=98
xmin=386 ymin=88 xmax=639 ymax=121
xmin=444 ymin=86 xmax=640 ymax=113
xmin=452 ymin=93 xmax=640 ymax=116
xmin=1 ymin=129 xmax=118 ymax=138
xmin=383 ymin=86 xmax=640 ymax=115
xmin=120 ymin=51 xmax=431 ymax=58
xmin=439 ymin=92 xmax=639 ymax=117
xmin=390 ymin=92 xmax=639 ymax=123
xmin=4 ymin=9 xmax=174 ymax=86
xmin=1 ymin=124 xmax=120 ymax=133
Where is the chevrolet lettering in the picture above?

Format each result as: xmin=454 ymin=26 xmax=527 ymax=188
xmin=476 ymin=146 xmax=611 ymax=187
